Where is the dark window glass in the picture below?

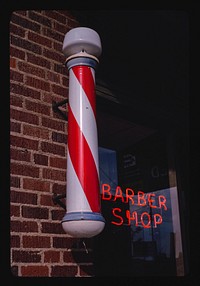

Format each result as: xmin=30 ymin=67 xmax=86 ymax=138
xmin=94 ymin=130 xmax=184 ymax=276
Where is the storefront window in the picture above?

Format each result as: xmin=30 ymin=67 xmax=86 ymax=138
xmin=94 ymin=129 xmax=184 ymax=276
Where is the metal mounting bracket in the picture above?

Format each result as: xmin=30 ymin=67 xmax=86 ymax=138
xmin=52 ymin=193 xmax=66 ymax=210
xmin=52 ymin=99 xmax=68 ymax=121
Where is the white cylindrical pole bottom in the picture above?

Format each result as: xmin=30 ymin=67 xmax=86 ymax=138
xmin=62 ymin=220 xmax=105 ymax=238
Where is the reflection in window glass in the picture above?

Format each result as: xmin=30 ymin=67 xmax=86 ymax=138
xmin=99 ymin=147 xmax=118 ymax=195
xmin=97 ymin=141 xmax=184 ymax=276
xmin=129 ymin=188 xmax=173 ymax=260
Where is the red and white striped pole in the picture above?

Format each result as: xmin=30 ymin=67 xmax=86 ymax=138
xmin=62 ymin=27 xmax=105 ymax=237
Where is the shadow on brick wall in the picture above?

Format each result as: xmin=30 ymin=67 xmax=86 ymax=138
xmin=71 ymin=238 xmax=95 ymax=277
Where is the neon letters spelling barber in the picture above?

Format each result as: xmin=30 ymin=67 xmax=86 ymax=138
xmin=101 ymin=183 xmax=167 ymax=228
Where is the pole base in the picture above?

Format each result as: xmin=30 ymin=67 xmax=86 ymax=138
xmin=62 ymin=212 xmax=105 ymax=238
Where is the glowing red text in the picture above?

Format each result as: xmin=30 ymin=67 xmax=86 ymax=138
xmin=101 ymin=183 xmax=167 ymax=228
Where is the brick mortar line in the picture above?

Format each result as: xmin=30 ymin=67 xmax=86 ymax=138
xmin=41 ymin=93 xmax=69 ymax=107
xmin=11 ymin=262 xmax=87 ymax=266
xmin=22 ymin=73 xmax=52 ymax=94
xmin=10 ymin=85 xmax=71 ymax=100
xmin=10 ymin=11 xmax=43 ymax=23
xmin=10 ymin=199 xmax=62 ymax=209
xmin=10 ymin=190 xmax=62 ymax=203
xmin=10 ymin=202 xmax=64 ymax=213
xmin=10 ymin=44 xmax=65 ymax=67
xmin=10 ymin=249 xmax=94 ymax=259
xmin=10 ymin=67 xmax=68 ymax=92
xmin=11 ymin=254 xmax=88 ymax=265
xmin=10 ymin=129 xmax=67 ymax=144
xmin=11 ymin=11 xmax=68 ymax=36
xmin=11 ymin=63 xmax=69 ymax=89
xmin=10 ymin=91 xmax=66 ymax=107
xmin=10 ymin=162 xmax=67 ymax=175
xmin=10 ymin=155 xmax=67 ymax=166
xmin=42 ymin=44 xmax=65 ymax=56
xmin=10 ymin=10 xmax=71 ymax=38
xmin=42 ymin=11 xmax=69 ymax=26
xmin=11 ymin=231 xmax=79 ymax=240
xmin=40 ymin=10 xmax=69 ymax=29
xmin=10 ymin=69 xmax=25 ymax=76
xmin=10 ymin=71 xmax=46 ymax=86
xmin=10 ymin=216 xmax=43 ymax=224
xmin=10 ymin=158 xmax=66 ymax=167
xmin=10 ymin=121 xmax=67 ymax=137
xmin=11 ymin=151 xmax=57 ymax=160
xmin=13 ymin=57 xmax=65 ymax=75
xmin=9 ymin=91 xmax=41 ymax=103
xmin=10 ymin=179 xmax=65 ymax=192
xmin=11 ymin=196 xmax=63 ymax=213
xmin=10 ymin=233 xmax=70 ymax=240
xmin=10 ymin=174 xmax=65 ymax=184
xmin=12 ymin=168 xmax=66 ymax=183
xmin=11 ymin=208 xmax=64 ymax=217
xmin=9 ymin=43 xmax=41 ymax=59
xmin=10 ymin=212 xmax=64 ymax=222
xmin=11 ymin=231 xmax=68 ymax=239
xmin=10 ymin=75 xmax=51 ymax=93
xmin=10 ymin=36 xmax=65 ymax=59
xmin=10 ymin=145 xmax=66 ymax=155
xmin=10 ymin=200 xmax=52 ymax=207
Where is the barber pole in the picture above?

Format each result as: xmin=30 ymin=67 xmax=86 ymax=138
xmin=62 ymin=27 xmax=105 ymax=237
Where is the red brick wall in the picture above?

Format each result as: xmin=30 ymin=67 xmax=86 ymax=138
xmin=10 ymin=10 xmax=94 ymax=277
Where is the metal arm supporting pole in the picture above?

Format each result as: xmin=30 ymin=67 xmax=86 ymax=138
xmin=52 ymin=99 xmax=68 ymax=121
xmin=52 ymin=193 xmax=66 ymax=210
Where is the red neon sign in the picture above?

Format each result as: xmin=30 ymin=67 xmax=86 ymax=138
xmin=101 ymin=184 xmax=167 ymax=228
